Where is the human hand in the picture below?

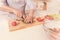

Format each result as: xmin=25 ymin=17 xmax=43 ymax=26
xmin=24 ymin=15 xmax=33 ymax=23
xmin=13 ymin=10 xmax=26 ymax=21
xmin=47 ymin=28 xmax=60 ymax=39
xmin=13 ymin=10 xmax=22 ymax=17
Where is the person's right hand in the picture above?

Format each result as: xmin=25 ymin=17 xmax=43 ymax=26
xmin=13 ymin=10 xmax=22 ymax=17
xmin=13 ymin=10 xmax=26 ymax=21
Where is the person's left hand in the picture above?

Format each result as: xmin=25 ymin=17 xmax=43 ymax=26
xmin=24 ymin=15 xmax=33 ymax=23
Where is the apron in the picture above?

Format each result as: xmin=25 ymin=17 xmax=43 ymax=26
xmin=7 ymin=0 xmax=26 ymax=11
xmin=5 ymin=0 xmax=26 ymax=20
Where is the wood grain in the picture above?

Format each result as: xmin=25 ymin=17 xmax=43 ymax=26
xmin=9 ymin=18 xmax=42 ymax=32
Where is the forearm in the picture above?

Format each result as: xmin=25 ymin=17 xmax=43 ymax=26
xmin=29 ymin=9 xmax=35 ymax=17
xmin=0 ymin=5 xmax=16 ymax=13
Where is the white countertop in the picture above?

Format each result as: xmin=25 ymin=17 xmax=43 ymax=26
xmin=0 ymin=15 xmax=49 ymax=40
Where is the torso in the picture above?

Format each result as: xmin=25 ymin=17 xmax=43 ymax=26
xmin=7 ymin=0 xmax=26 ymax=10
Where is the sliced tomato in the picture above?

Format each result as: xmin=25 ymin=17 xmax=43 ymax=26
xmin=45 ymin=15 xmax=54 ymax=20
xmin=36 ymin=17 xmax=44 ymax=22
xmin=11 ymin=21 xmax=17 ymax=26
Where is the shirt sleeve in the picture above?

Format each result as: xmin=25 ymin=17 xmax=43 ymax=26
xmin=0 ymin=0 xmax=6 ymax=7
xmin=25 ymin=0 xmax=35 ymax=9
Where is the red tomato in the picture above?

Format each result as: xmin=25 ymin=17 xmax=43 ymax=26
xmin=11 ymin=21 xmax=17 ymax=26
xmin=45 ymin=15 xmax=54 ymax=20
xmin=36 ymin=17 xmax=44 ymax=22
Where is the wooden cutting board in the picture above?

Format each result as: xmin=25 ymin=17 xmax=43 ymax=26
xmin=9 ymin=18 xmax=43 ymax=32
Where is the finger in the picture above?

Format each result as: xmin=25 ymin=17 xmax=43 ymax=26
xmin=24 ymin=16 xmax=28 ymax=23
xmin=24 ymin=18 xmax=27 ymax=23
xmin=30 ymin=20 xmax=33 ymax=23
xmin=24 ymin=18 xmax=29 ymax=23
xmin=26 ymin=19 xmax=29 ymax=23
xmin=27 ymin=19 xmax=31 ymax=23
xmin=23 ymin=15 xmax=26 ymax=19
xmin=49 ymin=33 xmax=56 ymax=40
xmin=53 ymin=28 xmax=59 ymax=33
xmin=26 ymin=19 xmax=31 ymax=23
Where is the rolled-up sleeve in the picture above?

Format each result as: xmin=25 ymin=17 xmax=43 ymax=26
xmin=0 ymin=0 xmax=6 ymax=7
xmin=25 ymin=0 xmax=35 ymax=9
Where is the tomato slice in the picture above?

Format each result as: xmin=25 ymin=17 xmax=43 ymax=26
xmin=11 ymin=21 xmax=17 ymax=26
xmin=36 ymin=17 xmax=44 ymax=22
xmin=45 ymin=15 xmax=54 ymax=20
